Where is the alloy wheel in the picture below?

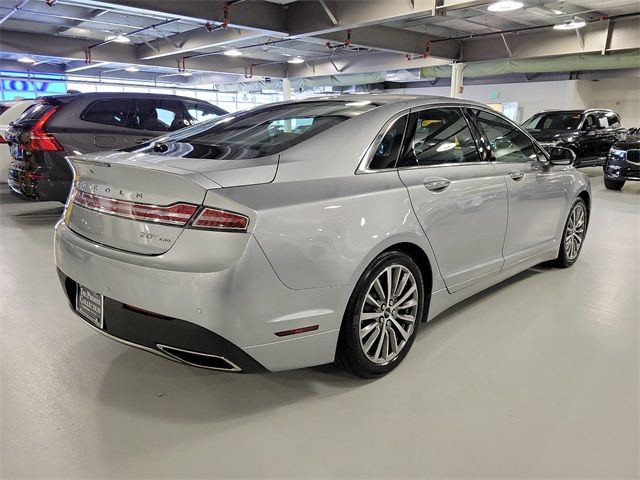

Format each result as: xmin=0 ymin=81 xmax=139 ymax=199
xmin=358 ymin=265 xmax=419 ymax=365
xmin=564 ymin=203 xmax=586 ymax=260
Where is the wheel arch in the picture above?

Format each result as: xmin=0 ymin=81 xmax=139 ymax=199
xmin=378 ymin=242 xmax=434 ymax=322
xmin=577 ymin=189 xmax=591 ymax=216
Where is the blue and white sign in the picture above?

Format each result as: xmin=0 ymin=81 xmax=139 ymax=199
xmin=1 ymin=72 xmax=67 ymax=101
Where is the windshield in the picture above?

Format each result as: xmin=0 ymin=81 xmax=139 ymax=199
xmin=522 ymin=112 xmax=583 ymax=131
xmin=125 ymin=100 xmax=380 ymax=160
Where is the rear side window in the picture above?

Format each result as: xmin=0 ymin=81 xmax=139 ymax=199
xmin=398 ymin=108 xmax=480 ymax=167
xmin=81 ymin=99 xmax=132 ymax=127
xmin=368 ymin=115 xmax=408 ymax=170
xmin=130 ymin=99 xmax=185 ymax=132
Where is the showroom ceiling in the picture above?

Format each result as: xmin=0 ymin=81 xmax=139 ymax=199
xmin=0 ymin=0 xmax=638 ymax=84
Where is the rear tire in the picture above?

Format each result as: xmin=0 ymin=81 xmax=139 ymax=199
xmin=336 ymin=251 xmax=425 ymax=378
xmin=604 ymin=178 xmax=625 ymax=190
xmin=554 ymin=198 xmax=588 ymax=268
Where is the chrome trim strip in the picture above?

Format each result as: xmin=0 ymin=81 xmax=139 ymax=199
xmin=156 ymin=344 xmax=242 ymax=372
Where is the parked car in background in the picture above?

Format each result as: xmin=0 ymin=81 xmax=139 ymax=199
xmin=522 ymin=108 xmax=624 ymax=167
xmin=0 ymin=99 xmax=37 ymax=183
xmin=55 ymin=95 xmax=591 ymax=378
xmin=5 ymin=92 xmax=226 ymax=202
xmin=603 ymin=128 xmax=640 ymax=190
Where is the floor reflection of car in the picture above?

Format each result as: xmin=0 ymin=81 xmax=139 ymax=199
xmin=603 ymin=128 xmax=640 ymax=190
xmin=0 ymin=99 xmax=37 ymax=183
xmin=55 ymin=95 xmax=591 ymax=378
xmin=523 ymin=109 xmax=624 ymax=167
xmin=5 ymin=92 xmax=226 ymax=202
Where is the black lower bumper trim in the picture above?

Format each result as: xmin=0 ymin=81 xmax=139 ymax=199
xmin=57 ymin=270 xmax=267 ymax=373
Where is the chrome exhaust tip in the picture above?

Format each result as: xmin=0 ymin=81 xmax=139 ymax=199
xmin=156 ymin=344 xmax=242 ymax=372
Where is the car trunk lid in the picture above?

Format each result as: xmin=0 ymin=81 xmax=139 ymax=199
xmin=66 ymin=151 xmax=274 ymax=255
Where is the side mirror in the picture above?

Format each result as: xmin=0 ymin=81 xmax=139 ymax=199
xmin=548 ymin=146 xmax=575 ymax=166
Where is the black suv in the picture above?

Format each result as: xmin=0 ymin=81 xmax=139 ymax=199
xmin=603 ymin=128 xmax=640 ymax=190
xmin=522 ymin=109 xmax=624 ymax=167
xmin=6 ymin=92 xmax=226 ymax=202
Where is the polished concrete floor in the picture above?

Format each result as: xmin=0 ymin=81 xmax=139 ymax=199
xmin=1 ymin=169 xmax=638 ymax=479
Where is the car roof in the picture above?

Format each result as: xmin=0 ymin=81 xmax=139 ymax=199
xmin=35 ymin=92 xmax=214 ymax=105
xmin=257 ymin=94 xmax=491 ymax=113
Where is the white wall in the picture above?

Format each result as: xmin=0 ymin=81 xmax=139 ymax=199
xmin=385 ymin=76 xmax=640 ymax=126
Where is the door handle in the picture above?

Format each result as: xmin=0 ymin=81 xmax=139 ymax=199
xmin=423 ymin=177 xmax=451 ymax=192
xmin=134 ymin=138 xmax=151 ymax=144
xmin=508 ymin=170 xmax=525 ymax=181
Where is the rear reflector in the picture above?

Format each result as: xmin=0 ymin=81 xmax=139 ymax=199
xmin=72 ymin=191 xmax=198 ymax=226
xmin=29 ymin=107 xmax=64 ymax=151
xmin=0 ymin=134 xmax=6 ymax=144
xmin=274 ymin=325 xmax=319 ymax=337
xmin=192 ymin=207 xmax=249 ymax=231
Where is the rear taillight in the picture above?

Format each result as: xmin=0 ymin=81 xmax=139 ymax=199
xmin=29 ymin=107 xmax=63 ymax=151
xmin=0 ymin=134 xmax=6 ymax=144
xmin=191 ymin=208 xmax=249 ymax=231
xmin=71 ymin=191 xmax=249 ymax=232
xmin=72 ymin=191 xmax=198 ymax=226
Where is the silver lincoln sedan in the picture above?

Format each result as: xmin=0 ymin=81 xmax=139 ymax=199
xmin=55 ymin=95 xmax=590 ymax=378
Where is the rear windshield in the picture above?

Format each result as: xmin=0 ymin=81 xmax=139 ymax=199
xmin=126 ymin=100 xmax=380 ymax=160
xmin=522 ymin=112 xmax=583 ymax=131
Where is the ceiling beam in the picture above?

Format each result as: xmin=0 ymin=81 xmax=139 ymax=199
xmin=454 ymin=17 xmax=640 ymax=62
xmin=286 ymin=0 xmax=438 ymax=37
xmin=74 ymin=0 xmax=287 ymax=35
xmin=286 ymin=51 xmax=451 ymax=78
xmin=136 ymin=27 xmax=267 ymax=60
xmin=313 ymin=25 xmax=459 ymax=59
xmin=0 ymin=29 xmax=286 ymax=78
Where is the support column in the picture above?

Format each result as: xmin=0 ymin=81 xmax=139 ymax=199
xmin=450 ymin=62 xmax=465 ymax=99
xmin=282 ymin=77 xmax=292 ymax=101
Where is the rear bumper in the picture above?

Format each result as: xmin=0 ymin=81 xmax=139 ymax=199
xmin=8 ymin=166 xmax=71 ymax=202
xmin=54 ymin=221 xmax=351 ymax=372
xmin=58 ymin=270 xmax=267 ymax=373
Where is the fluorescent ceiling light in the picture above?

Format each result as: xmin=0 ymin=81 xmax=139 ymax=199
xmin=18 ymin=56 xmax=36 ymax=64
xmin=553 ymin=17 xmax=586 ymax=29
xmin=223 ymin=49 xmax=243 ymax=57
xmin=106 ymin=34 xmax=131 ymax=44
xmin=287 ymin=57 xmax=304 ymax=64
xmin=125 ymin=66 xmax=139 ymax=72
xmin=487 ymin=1 xmax=523 ymax=12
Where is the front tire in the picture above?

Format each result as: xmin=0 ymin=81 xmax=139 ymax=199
xmin=336 ymin=251 xmax=425 ymax=378
xmin=604 ymin=178 xmax=625 ymax=190
xmin=554 ymin=198 xmax=588 ymax=268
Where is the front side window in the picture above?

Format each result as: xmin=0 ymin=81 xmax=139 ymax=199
xmin=472 ymin=109 xmax=538 ymax=163
xmin=368 ymin=115 xmax=408 ymax=170
xmin=130 ymin=99 xmax=185 ymax=132
xmin=398 ymin=108 xmax=479 ymax=167
xmin=605 ymin=112 xmax=621 ymax=128
xmin=81 ymin=99 xmax=131 ymax=127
